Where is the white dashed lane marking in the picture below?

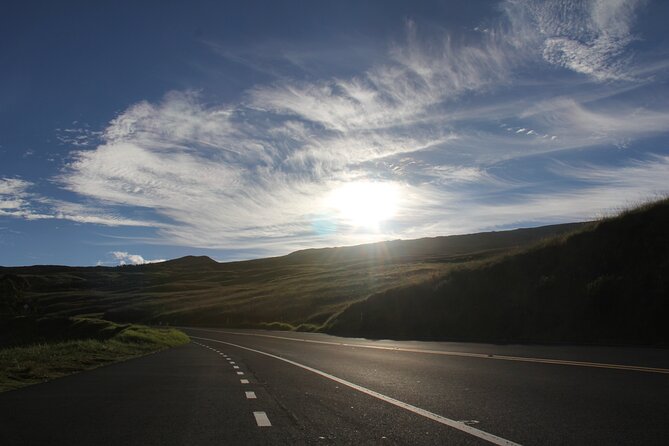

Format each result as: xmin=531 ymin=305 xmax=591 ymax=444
xmin=253 ymin=411 xmax=272 ymax=427
xmin=196 ymin=342 xmax=273 ymax=429
xmin=192 ymin=335 xmax=520 ymax=446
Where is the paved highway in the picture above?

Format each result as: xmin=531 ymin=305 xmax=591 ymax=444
xmin=1 ymin=328 xmax=668 ymax=445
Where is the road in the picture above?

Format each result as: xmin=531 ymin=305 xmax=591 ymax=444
xmin=1 ymin=328 xmax=668 ymax=445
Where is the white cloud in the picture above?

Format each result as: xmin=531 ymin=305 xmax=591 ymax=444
xmin=0 ymin=178 xmax=43 ymax=219
xmin=0 ymin=178 xmax=31 ymax=197
xmin=0 ymin=177 xmax=153 ymax=226
xmin=521 ymin=97 xmax=669 ymax=147
xmin=111 ymin=251 xmax=165 ymax=266
xmin=552 ymin=154 xmax=669 ymax=192
xmin=249 ymin=19 xmax=511 ymax=134
xmin=56 ymin=125 xmax=103 ymax=148
xmin=49 ymin=19 xmax=525 ymax=252
xmin=389 ymin=156 xmax=669 ymax=237
xmin=47 ymin=200 xmax=156 ymax=227
xmin=5 ymin=4 xmax=667 ymax=259
xmin=503 ymin=0 xmax=646 ymax=81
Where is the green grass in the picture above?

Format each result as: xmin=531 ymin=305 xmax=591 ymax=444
xmin=0 ymin=222 xmax=580 ymax=331
xmin=328 ymin=197 xmax=669 ymax=346
xmin=0 ymin=320 xmax=189 ymax=393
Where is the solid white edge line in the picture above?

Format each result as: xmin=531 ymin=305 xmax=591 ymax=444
xmin=192 ymin=335 xmax=520 ymax=446
xmin=188 ymin=329 xmax=669 ymax=375
xmin=253 ymin=411 xmax=271 ymax=427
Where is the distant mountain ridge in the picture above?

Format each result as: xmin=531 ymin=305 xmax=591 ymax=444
xmin=147 ymin=255 xmax=219 ymax=269
xmin=2 ymin=223 xmax=584 ymax=271
xmin=1 ymin=221 xmax=581 ymax=333
xmin=3 ymin=198 xmax=666 ymax=346
xmin=280 ymin=222 xmax=586 ymax=264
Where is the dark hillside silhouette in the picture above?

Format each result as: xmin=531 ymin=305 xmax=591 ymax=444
xmin=0 ymin=222 xmax=580 ymax=331
xmin=328 ymin=199 xmax=669 ymax=346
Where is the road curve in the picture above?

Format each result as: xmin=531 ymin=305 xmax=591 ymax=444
xmin=1 ymin=327 xmax=667 ymax=445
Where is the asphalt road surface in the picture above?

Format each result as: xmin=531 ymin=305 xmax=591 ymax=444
xmin=1 ymin=328 xmax=668 ymax=445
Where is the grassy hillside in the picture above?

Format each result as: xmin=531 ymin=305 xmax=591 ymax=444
xmin=0 ymin=223 xmax=580 ymax=331
xmin=328 ymin=199 xmax=669 ymax=346
xmin=0 ymin=317 xmax=189 ymax=392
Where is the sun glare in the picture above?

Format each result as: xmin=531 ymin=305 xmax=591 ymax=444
xmin=329 ymin=181 xmax=400 ymax=228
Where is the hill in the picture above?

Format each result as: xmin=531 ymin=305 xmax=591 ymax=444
xmin=0 ymin=222 xmax=581 ymax=332
xmin=328 ymin=199 xmax=669 ymax=346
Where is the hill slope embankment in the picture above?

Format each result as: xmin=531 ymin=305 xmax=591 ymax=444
xmin=328 ymin=199 xmax=669 ymax=346
xmin=1 ymin=223 xmax=580 ymax=330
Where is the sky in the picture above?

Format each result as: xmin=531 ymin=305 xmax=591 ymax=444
xmin=1 ymin=0 xmax=669 ymax=266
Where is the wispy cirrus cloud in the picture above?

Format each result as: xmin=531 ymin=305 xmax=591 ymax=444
xmin=503 ymin=0 xmax=647 ymax=81
xmin=399 ymin=155 xmax=669 ymax=236
xmin=515 ymin=96 xmax=669 ymax=151
xmin=55 ymin=124 xmax=103 ymax=148
xmin=0 ymin=178 xmax=35 ymax=215
xmin=249 ymin=19 xmax=512 ymax=134
xmin=8 ymin=0 xmax=668 ymax=258
xmin=551 ymin=154 xmax=669 ymax=193
xmin=0 ymin=177 xmax=154 ymax=226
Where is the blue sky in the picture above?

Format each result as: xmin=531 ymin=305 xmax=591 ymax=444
xmin=2 ymin=0 xmax=669 ymax=266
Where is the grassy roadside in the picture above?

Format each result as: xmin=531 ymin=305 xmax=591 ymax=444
xmin=0 ymin=320 xmax=189 ymax=393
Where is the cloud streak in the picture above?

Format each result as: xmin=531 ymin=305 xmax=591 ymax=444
xmin=504 ymin=0 xmax=647 ymax=81
xmin=7 ymin=0 xmax=669 ymax=259
xmin=0 ymin=177 xmax=153 ymax=226
xmin=249 ymin=19 xmax=512 ymax=133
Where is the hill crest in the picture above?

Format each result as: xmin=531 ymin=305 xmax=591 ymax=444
xmin=155 ymin=255 xmax=218 ymax=267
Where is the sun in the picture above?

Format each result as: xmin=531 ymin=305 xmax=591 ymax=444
xmin=328 ymin=181 xmax=400 ymax=228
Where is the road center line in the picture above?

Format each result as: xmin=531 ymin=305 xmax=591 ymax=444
xmin=245 ymin=391 xmax=257 ymax=399
xmin=192 ymin=335 xmax=521 ymax=446
xmin=253 ymin=411 xmax=271 ymax=427
xmin=240 ymin=379 xmax=249 ymax=384
xmin=187 ymin=329 xmax=669 ymax=375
